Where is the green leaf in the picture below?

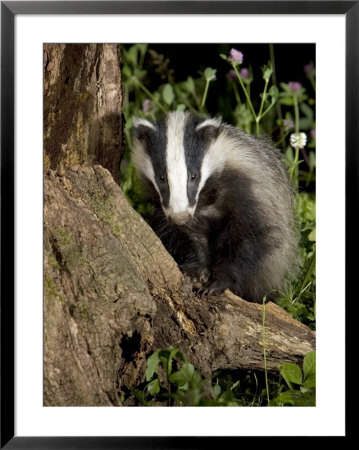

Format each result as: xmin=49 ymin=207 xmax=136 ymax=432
xmin=134 ymin=69 xmax=147 ymax=80
xmin=268 ymin=85 xmax=279 ymax=101
xmin=183 ymin=77 xmax=196 ymax=95
xmin=273 ymin=390 xmax=315 ymax=406
xmin=280 ymin=363 xmax=303 ymax=386
xmin=130 ymin=388 xmax=153 ymax=406
xmin=299 ymin=118 xmax=313 ymax=130
xmin=126 ymin=45 xmax=139 ymax=66
xmin=280 ymin=82 xmax=292 ymax=93
xmin=145 ymin=350 xmax=161 ymax=381
xmin=279 ymin=97 xmax=294 ymax=106
xmin=297 ymin=94 xmax=309 ymax=103
xmin=220 ymin=388 xmax=234 ymax=402
xmin=136 ymin=44 xmax=148 ymax=56
xmin=121 ymin=65 xmax=132 ymax=78
xmin=213 ymin=383 xmax=221 ymax=400
xmin=167 ymin=347 xmax=181 ymax=377
xmin=176 ymin=104 xmax=186 ymax=112
xmin=308 ymin=228 xmax=316 ymax=242
xmin=261 ymin=62 xmax=273 ymax=82
xmin=303 ymin=351 xmax=316 ymax=379
xmin=162 ymin=84 xmax=175 ymax=105
xmin=219 ymin=53 xmax=228 ymax=61
xmin=309 ymin=151 xmax=316 ymax=168
xmin=181 ymin=362 xmax=195 ymax=378
xmin=169 ymin=362 xmax=196 ymax=388
xmin=300 ymin=102 xmax=314 ymax=121
xmin=169 ymin=371 xmax=186 ymax=387
xmin=146 ymin=378 xmax=160 ymax=395
xmin=285 ymin=146 xmax=294 ymax=163
xmin=204 ymin=67 xmax=217 ymax=81
xmin=273 ymin=390 xmax=297 ymax=405
xmin=303 ymin=373 xmax=316 ymax=388
xmin=294 ymin=88 xmax=307 ymax=97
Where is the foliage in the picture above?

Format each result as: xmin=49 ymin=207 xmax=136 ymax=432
xmin=129 ymin=347 xmax=315 ymax=407
xmin=271 ymin=351 xmax=316 ymax=406
xmin=275 ymin=191 xmax=316 ymax=329
xmin=131 ymin=347 xmax=241 ymax=406
xmin=120 ymin=44 xmax=316 ymax=407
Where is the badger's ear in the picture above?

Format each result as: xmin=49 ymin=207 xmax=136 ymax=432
xmin=196 ymin=117 xmax=221 ymax=141
xmin=133 ymin=117 xmax=156 ymax=141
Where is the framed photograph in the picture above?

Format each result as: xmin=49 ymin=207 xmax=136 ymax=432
xmin=1 ymin=1 xmax=353 ymax=447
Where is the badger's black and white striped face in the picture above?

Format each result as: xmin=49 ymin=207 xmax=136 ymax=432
xmin=132 ymin=112 xmax=221 ymax=226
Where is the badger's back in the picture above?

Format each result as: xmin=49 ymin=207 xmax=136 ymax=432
xmin=132 ymin=112 xmax=299 ymax=302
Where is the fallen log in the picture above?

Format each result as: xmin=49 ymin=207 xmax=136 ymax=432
xmin=44 ymin=165 xmax=315 ymax=406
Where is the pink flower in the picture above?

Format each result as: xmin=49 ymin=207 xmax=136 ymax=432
xmin=288 ymin=81 xmax=302 ymax=91
xmin=283 ymin=119 xmax=294 ymax=131
xmin=304 ymin=63 xmax=314 ymax=76
xmin=226 ymin=69 xmax=238 ymax=82
xmin=240 ymin=68 xmax=250 ymax=79
xmin=228 ymin=48 xmax=243 ymax=64
xmin=142 ymin=99 xmax=153 ymax=113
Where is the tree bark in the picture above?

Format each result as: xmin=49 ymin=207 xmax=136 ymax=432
xmin=43 ymin=43 xmax=124 ymax=184
xmin=44 ymin=165 xmax=315 ymax=406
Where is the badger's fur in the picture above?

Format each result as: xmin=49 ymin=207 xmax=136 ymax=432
xmin=132 ymin=111 xmax=299 ymax=303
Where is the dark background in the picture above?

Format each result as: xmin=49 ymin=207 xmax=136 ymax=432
xmin=144 ymin=43 xmax=315 ymax=120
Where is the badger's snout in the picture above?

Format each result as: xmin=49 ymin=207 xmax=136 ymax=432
xmin=168 ymin=211 xmax=192 ymax=226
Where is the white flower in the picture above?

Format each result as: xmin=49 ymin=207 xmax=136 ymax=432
xmin=290 ymin=132 xmax=307 ymax=149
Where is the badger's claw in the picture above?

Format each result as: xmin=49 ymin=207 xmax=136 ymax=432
xmin=182 ymin=265 xmax=210 ymax=286
xmin=195 ymin=279 xmax=226 ymax=297
xmin=198 ymin=268 xmax=210 ymax=284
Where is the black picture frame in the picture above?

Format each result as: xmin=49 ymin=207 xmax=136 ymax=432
xmin=1 ymin=1 xmax=354 ymax=447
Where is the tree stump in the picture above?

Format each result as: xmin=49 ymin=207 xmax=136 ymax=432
xmin=44 ymin=165 xmax=315 ymax=406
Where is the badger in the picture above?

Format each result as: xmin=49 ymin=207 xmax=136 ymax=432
xmin=132 ymin=111 xmax=299 ymax=303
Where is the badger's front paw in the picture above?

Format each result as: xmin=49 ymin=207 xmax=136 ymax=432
xmin=181 ymin=264 xmax=210 ymax=287
xmin=196 ymin=279 xmax=227 ymax=297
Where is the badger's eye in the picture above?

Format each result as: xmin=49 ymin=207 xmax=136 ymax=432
xmin=191 ymin=174 xmax=197 ymax=181
xmin=159 ymin=175 xmax=166 ymax=183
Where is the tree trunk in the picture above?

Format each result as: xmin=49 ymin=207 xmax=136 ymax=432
xmin=43 ymin=43 xmax=124 ymax=184
xmin=44 ymin=166 xmax=315 ymax=406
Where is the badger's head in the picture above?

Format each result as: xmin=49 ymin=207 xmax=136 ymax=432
xmin=132 ymin=111 xmax=222 ymax=226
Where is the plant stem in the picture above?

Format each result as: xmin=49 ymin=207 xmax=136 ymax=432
xmin=200 ymin=79 xmax=210 ymax=111
xmin=309 ymin=75 xmax=316 ymax=92
xmin=233 ymin=65 xmax=257 ymax=123
xmin=269 ymin=44 xmax=286 ymax=153
xmin=232 ymin=83 xmax=241 ymax=104
xmin=292 ymin=148 xmax=300 ymax=190
xmin=258 ymin=78 xmax=269 ymax=120
xmin=294 ymin=248 xmax=316 ymax=304
xmin=275 ymin=131 xmax=289 ymax=147
xmin=134 ymin=78 xmax=167 ymax=113
xmin=259 ymin=101 xmax=276 ymax=121
xmin=175 ymin=88 xmax=198 ymax=112
xmin=294 ymin=95 xmax=300 ymax=133
xmin=300 ymin=147 xmax=310 ymax=168
xmin=262 ymin=296 xmax=270 ymax=406
xmin=292 ymin=95 xmax=300 ymax=188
